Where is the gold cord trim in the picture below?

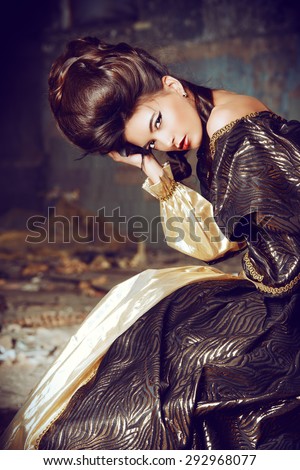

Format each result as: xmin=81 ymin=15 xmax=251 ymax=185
xmin=255 ymin=273 xmax=300 ymax=295
xmin=243 ymin=251 xmax=300 ymax=296
xmin=209 ymin=111 xmax=284 ymax=158
xmin=34 ymin=365 xmax=99 ymax=449
xmin=158 ymin=180 xmax=179 ymax=202
xmin=243 ymin=252 xmax=264 ymax=282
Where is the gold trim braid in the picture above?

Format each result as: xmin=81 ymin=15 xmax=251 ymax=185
xmin=158 ymin=180 xmax=179 ymax=202
xmin=243 ymin=251 xmax=300 ymax=296
xmin=209 ymin=112 xmax=260 ymax=158
xmin=209 ymin=112 xmax=284 ymax=158
xmin=243 ymin=252 xmax=264 ymax=282
xmin=255 ymin=273 xmax=300 ymax=295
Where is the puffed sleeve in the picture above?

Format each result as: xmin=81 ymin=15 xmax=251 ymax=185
xmin=142 ymin=162 xmax=245 ymax=262
xmin=210 ymin=112 xmax=300 ymax=297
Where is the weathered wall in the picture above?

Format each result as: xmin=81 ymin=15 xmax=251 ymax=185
xmin=1 ymin=0 xmax=299 ymax=250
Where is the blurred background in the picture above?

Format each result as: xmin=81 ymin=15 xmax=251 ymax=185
xmin=0 ymin=0 xmax=299 ymax=434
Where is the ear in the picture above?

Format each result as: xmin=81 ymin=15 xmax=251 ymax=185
xmin=161 ymin=75 xmax=185 ymax=95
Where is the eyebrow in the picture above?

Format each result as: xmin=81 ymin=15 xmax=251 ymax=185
xmin=141 ymin=111 xmax=156 ymax=149
xmin=149 ymin=112 xmax=156 ymax=133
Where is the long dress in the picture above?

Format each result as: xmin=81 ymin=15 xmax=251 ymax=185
xmin=1 ymin=111 xmax=300 ymax=450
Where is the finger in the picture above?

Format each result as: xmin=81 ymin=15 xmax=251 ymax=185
xmin=108 ymin=151 xmax=121 ymax=161
xmin=126 ymin=154 xmax=143 ymax=166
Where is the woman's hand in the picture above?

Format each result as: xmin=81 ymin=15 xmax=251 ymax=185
xmin=108 ymin=151 xmax=143 ymax=168
xmin=108 ymin=151 xmax=164 ymax=185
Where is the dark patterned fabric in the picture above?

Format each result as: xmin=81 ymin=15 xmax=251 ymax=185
xmin=39 ymin=112 xmax=300 ymax=449
xmin=209 ymin=112 xmax=300 ymax=294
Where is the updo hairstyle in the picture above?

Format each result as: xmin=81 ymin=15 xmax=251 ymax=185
xmin=48 ymin=36 xmax=213 ymax=181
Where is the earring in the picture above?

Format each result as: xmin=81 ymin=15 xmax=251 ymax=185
xmin=183 ymin=92 xmax=188 ymax=98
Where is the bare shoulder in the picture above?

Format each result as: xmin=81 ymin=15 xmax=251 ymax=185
xmin=207 ymin=93 xmax=270 ymax=138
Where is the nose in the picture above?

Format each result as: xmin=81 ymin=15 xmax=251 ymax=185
xmin=158 ymin=130 xmax=174 ymax=150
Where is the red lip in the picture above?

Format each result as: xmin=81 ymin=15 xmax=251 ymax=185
xmin=179 ymin=135 xmax=189 ymax=151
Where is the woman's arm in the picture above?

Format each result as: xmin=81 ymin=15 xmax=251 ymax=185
xmin=109 ymin=151 xmax=164 ymax=184
xmin=142 ymin=163 xmax=245 ymax=262
xmin=109 ymin=151 xmax=244 ymax=263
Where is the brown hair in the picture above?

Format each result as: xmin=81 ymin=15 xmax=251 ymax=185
xmin=48 ymin=36 xmax=213 ymax=180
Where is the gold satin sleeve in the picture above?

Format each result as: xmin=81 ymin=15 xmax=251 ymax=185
xmin=142 ymin=163 xmax=244 ymax=262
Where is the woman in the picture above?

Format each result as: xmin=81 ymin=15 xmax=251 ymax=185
xmin=1 ymin=36 xmax=300 ymax=450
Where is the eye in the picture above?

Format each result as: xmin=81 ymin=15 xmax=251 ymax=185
xmin=155 ymin=112 xmax=162 ymax=129
xmin=147 ymin=112 xmax=162 ymax=150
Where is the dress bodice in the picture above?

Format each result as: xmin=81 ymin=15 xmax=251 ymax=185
xmin=206 ymin=111 xmax=300 ymax=295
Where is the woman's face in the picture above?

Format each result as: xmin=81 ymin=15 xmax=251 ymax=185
xmin=124 ymin=76 xmax=203 ymax=153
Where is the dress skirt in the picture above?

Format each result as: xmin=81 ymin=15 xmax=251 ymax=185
xmin=37 ymin=278 xmax=300 ymax=450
